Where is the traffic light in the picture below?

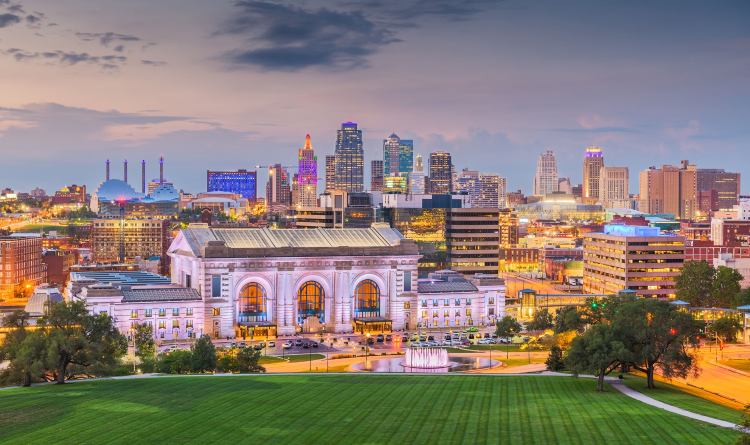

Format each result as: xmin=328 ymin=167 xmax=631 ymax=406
xmin=591 ymin=302 xmax=598 ymax=308
xmin=670 ymin=328 xmax=676 ymax=335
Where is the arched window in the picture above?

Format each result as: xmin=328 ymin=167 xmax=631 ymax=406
xmin=238 ymin=282 xmax=267 ymax=322
xmin=354 ymin=279 xmax=380 ymax=317
xmin=298 ymin=281 xmax=325 ymax=323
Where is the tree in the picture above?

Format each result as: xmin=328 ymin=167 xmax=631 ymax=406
xmin=709 ymin=316 xmax=742 ymax=343
xmin=37 ymin=300 xmax=127 ymax=384
xmin=711 ymin=266 xmax=743 ymax=308
xmin=13 ymin=280 xmax=34 ymax=299
xmin=545 ymin=345 xmax=565 ymax=372
xmin=190 ymin=335 xmax=217 ymax=373
xmin=495 ymin=315 xmax=522 ymax=339
xmin=217 ymin=355 xmax=241 ymax=373
xmin=156 ymin=349 xmax=193 ymax=374
xmin=736 ymin=404 xmax=750 ymax=445
xmin=0 ymin=310 xmax=46 ymax=387
xmin=565 ymin=323 xmax=631 ymax=391
xmin=613 ymin=298 xmax=701 ymax=389
xmin=133 ymin=323 xmax=156 ymax=359
xmin=675 ymin=260 xmax=716 ymax=307
xmin=525 ymin=308 xmax=554 ymax=331
xmin=735 ymin=288 xmax=750 ymax=309
xmin=554 ymin=305 xmax=587 ymax=334
xmin=236 ymin=347 xmax=265 ymax=373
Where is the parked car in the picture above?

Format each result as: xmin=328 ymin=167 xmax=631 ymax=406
xmin=268 ymin=341 xmax=275 ymax=348
xmin=367 ymin=337 xmax=374 ymax=345
xmin=385 ymin=334 xmax=392 ymax=342
xmin=444 ymin=333 xmax=451 ymax=340
xmin=452 ymin=333 xmax=460 ymax=340
xmin=491 ymin=333 xmax=498 ymax=338
xmin=411 ymin=342 xmax=423 ymax=348
xmin=253 ymin=343 xmax=263 ymax=350
xmin=420 ymin=342 xmax=431 ymax=348
xmin=410 ymin=334 xmax=419 ymax=341
xmin=239 ymin=342 xmax=247 ymax=348
xmin=428 ymin=341 xmax=440 ymax=347
xmin=442 ymin=340 xmax=454 ymax=346
xmin=282 ymin=342 xmax=292 ymax=349
xmin=419 ymin=336 xmax=427 ymax=342
xmin=468 ymin=333 xmax=475 ymax=339
xmin=460 ymin=339 xmax=473 ymax=346
xmin=478 ymin=338 xmax=496 ymax=345
xmin=295 ymin=339 xmax=303 ymax=347
xmin=230 ymin=342 xmax=237 ymax=348
xmin=312 ymin=341 xmax=319 ymax=348
xmin=483 ymin=333 xmax=490 ymax=339
xmin=465 ymin=327 xmax=479 ymax=332
xmin=402 ymin=335 xmax=409 ymax=342
xmin=376 ymin=334 xmax=384 ymax=342
xmin=451 ymin=340 xmax=463 ymax=346
xmin=427 ymin=335 xmax=435 ymax=341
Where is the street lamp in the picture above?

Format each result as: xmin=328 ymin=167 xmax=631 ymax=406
xmin=365 ymin=333 xmax=370 ymax=371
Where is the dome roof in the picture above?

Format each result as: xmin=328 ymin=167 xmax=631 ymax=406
xmin=93 ymin=179 xmax=143 ymax=202
xmin=388 ymin=133 xmax=399 ymax=139
xmin=149 ymin=183 xmax=179 ymax=201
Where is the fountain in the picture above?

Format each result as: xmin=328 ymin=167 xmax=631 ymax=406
xmin=404 ymin=348 xmax=449 ymax=368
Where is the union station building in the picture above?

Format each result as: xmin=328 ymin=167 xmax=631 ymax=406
xmin=168 ymin=226 xmax=507 ymax=339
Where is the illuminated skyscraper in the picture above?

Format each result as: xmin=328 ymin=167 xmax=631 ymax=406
xmin=582 ymin=147 xmax=604 ymax=199
xmin=414 ymin=154 xmax=424 ymax=173
xmin=325 ymin=155 xmax=336 ymax=191
xmin=297 ymin=134 xmax=318 ymax=207
xmin=371 ymin=160 xmax=384 ymax=192
xmin=427 ymin=151 xmax=452 ymax=194
xmin=383 ymin=132 xmax=413 ymax=177
xmin=534 ymin=149 xmax=558 ymax=196
xmin=334 ymin=120 xmax=364 ymax=192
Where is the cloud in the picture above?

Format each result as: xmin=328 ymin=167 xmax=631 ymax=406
xmin=0 ymin=13 xmax=20 ymax=28
xmin=75 ymin=32 xmax=141 ymax=47
xmin=548 ymin=127 xmax=640 ymax=133
xmin=6 ymin=4 xmax=23 ymax=13
xmin=349 ymin=0 xmax=503 ymax=22
xmin=113 ymin=45 xmax=124 ymax=52
xmin=2 ymin=48 xmax=127 ymax=69
xmin=217 ymin=1 xmax=400 ymax=71
xmin=141 ymin=60 xmax=166 ymax=66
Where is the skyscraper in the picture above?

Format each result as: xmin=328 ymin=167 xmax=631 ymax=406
xmin=414 ymin=154 xmax=424 ymax=173
xmin=334 ymin=120 xmax=364 ymax=193
xmin=455 ymin=168 xmax=480 ymax=206
xmin=370 ymin=160 xmax=384 ymax=192
xmin=325 ymin=155 xmax=336 ymax=191
xmin=297 ymin=134 xmax=318 ymax=207
xmin=427 ymin=151 xmax=452 ymax=194
xmin=477 ymin=174 xmax=499 ymax=208
xmin=639 ymin=160 xmax=697 ymax=220
xmin=498 ymin=177 xmax=508 ymax=209
xmin=696 ymin=168 xmax=741 ymax=210
xmin=534 ymin=149 xmax=558 ymax=196
xmin=599 ymin=167 xmax=629 ymax=208
xmin=383 ymin=133 xmax=414 ymax=177
xmin=582 ymin=147 xmax=604 ymax=199
xmin=266 ymin=164 xmax=291 ymax=209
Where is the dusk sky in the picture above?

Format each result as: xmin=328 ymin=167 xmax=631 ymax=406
xmin=1 ymin=0 xmax=748 ymax=196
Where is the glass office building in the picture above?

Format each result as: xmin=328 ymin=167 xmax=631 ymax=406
xmin=207 ymin=169 xmax=257 ymax=200
xmin=334 ymin=120 xmax=364 ymax=192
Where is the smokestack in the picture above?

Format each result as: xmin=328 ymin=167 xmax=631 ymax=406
xmin=124 ymin=160 xmax=128 ymax=183
xmin=142 ymin=160 xmax=146 ymax=194
xmin=106 ymin=159 xmax=110 ymax=181
xmin=160 ymin=155 xmax=164 ymax=184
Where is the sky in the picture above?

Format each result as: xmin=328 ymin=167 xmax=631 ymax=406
xmin=0 ymin=0 xmax=749 ymax=196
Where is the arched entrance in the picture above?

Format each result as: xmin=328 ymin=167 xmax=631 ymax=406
xmin=353 ymin=279 xmax=380 ymax=317
xmin=237 ymin=282 xmax=275 ymax=339
xmin=297 ymin=281 xmax=325 ymax=325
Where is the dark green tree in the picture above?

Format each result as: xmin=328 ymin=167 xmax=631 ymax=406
xmin=735 ymin=288 xmax=750 ymax=309
xmin=545 ymin=345 xmax=565 ymax=372
xmin=0 ymin=310 xmax=47 ymax=387
xmin=554 ymin=305 xmax=587 ymax=334
xmin=525 ymin=308 xmax=554 ymax=331
xmin=711 ymin=266 xmax=743 ymax=308
xmin=709 ymin=316 xmax=742 ymax=343
xmin=156 ymin=349 xmax=193 ymax=374
xmin=236 ymin=347 xmax=266 ymax=373
xmin=736 ymin=403 xmax=750 ymax=445
xmin=565 ymin=323 xmax=631 ymax=391
xmin=190 ymin=335 xmax=217 ymax=373
xmin=37 ymin=300 xmax=127 ymax=384
xmin=495 ymin=315 xmax=522 ymax=339
xmin=133 ymin=323 xmax=156 ymax=359
xmin=613 ymin=298 xmax=701 ymax=389
xmin=675 ymin=260 xmax=716 ymax=307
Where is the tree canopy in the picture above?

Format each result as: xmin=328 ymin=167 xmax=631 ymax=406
xmin=709 ymin=316 xmax=742 ymax=343
xmin=495 ymin=315 xmax=522 ymax=339
xmin=675 ymin=260 xmax=743 ymax=308
xmin=525 ymin=308 xmax=554 ymax=331
xmin=190 ymin=335 xmax=217 ymax=373
xmin=133 ymin=323 xmax=156 ymax=359
xmin=565 ymin=323 xmax=631 ymax=391
xmin=554 ymin=305 xmax=587 ymax=334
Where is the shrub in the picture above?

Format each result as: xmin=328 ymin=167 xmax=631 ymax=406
xmin=545 ymin=345 xmax=565 ymax=372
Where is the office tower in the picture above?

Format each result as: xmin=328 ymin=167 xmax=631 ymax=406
xmin=159 ymin=155 xmax=164 ymax=184
xmin=266 ymin=164 xmax=291 ymax=208
xmin=141 ymin=160 xmax=146 ymax=194
xmin=571 ymin=184 xmax=583 ymax=198
xmin=498 ymin=177 xmax=507 ymax=209
xmin=91 ymin=219 xmax=169 ymax=275
xmin=583 ymin=225 xmax=685 ymax=298
xmin=697 ymin=169 xmax=741 ymax=210
xmin=427 ymin=151 xmax=452 ymax=194
xmin=599 ymin=167 xmax=629 ymax=208
xmin=451 ymin=164 xmax=457 ymax=193
xmin=499 ymin=208 xmax=519 ymax=248
xmin=325 ymin=155 xmax=336 ymax=191
xmin=558 ymin=177 xmax=572 ymax=194
xmin=383 ymin=176 xmax=408 ymax=194
xmin=455 ymin=168 xmax=480 ymax=206
xmin=334 ymin=119 xmax=364 ymax=192
xmin=477 ymin=174 xmax=499 ymax=208
xmin=408 ymin=171 xmax=425 ymax=194
xmin=414 ymin=154 xmax=424 ymax=173
xmin=582 ymin=147 xmax=604 ymax=199
xmin=639 ymin=160 xmax=697 ymax=220
xmin=297 ymin=134 xmax=318 ymax=207
xmin=371 ymin=160 xmax=384 ymax=192
xmin=533 ymin=149 xmax=558 ymax=196
xmin=382 ymin=133 xmax=414 ymax=177
xmin=698 ymin=189 xmax=719 ymax=213
xmin=0 ymin=235 xmax=46 ymax=300
xmin=207 ymin=169 xmax=258 ymax=200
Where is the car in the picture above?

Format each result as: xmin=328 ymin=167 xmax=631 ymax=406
xmin=411 ymin=342 xmax=423 ymax=348
xmin=468 ymin=333 xmax=475 ymax=339
xmin=428 ymin=341 xmax=439 ymax=347
xmin=367 ymin=337 xmax=375 ymax=345
xmin=420 ymin=342 xmax=431 ymax=348
xmin=478 ymin=338 xmax=496 ymax=345
xmin=442 ymin=340 xmax=454 ymax=346
xmin=484 ymin=333 xmax=490 ymax=339
xmin=230 ymin=342 xmax=237 ymax=348
xmin=460 ymin=339 xmax=473 ymax=346
xmin=451 ymin=340 xmax=463 ymax=346
xmin=522 ymin=336 xmax=531 ymax=342
xmin=452 ymin=333 xmax=460 ymax=340
xmin=282 ymin=342 xmax=292 ymax=349
xmin=253 ymin=344 xmax=263 ymax=350
xmin=295 ymin=339 xmax=303 ymax=347
xmin=385 ymin=334 xmax=392 ymax=342
xmin=402 ymin=335 xmax=409 ymax=342
xmin=491 ymin=333 xmax=498 ymax=338
xmin=239 ymin=342 xmax=247 ymax=348
xmin=410 ymin=334 xmax=419 ymax=341
xmin=312 ymin=341 xmax=319 ymax=348
xmin=465 ymin=327 xmax=479 ymax=332
xmin=268 ymin=341 xmax=275 ymax=347
xmin=376 ymin=334 xmax=384 ymax=342
xmin=427 ymin=335 xmax=434 ymax=341
xmin=444 ymin=334 xmax=451 ymax=340
xmin=419 ymin=336 xmax=427 ymax=342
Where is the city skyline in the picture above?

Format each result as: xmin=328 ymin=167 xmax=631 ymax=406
xmin=1 ymin=0 xmax=749 ymax=195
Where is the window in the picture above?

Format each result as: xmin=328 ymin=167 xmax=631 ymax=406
xmin=159 ymin=320 xmax=166 ymax=329
xmin=185 ymin=274 xmax=191 ymax=288
xmin=432 ymin=310 xmax=438 ymax=318
xmin=172 ymin=320 xmax=179 ymax=328
xmin=172 ymin=308 xmax=179 ymax=316
xmin=354 ymin=280 xmax=380 ymax=318
xmin=466 ymin=309 xmax=472 ymax=317
xmin=298 ymin=281 xmax=325 ymax=323
xmin=489 ymin=308 xmax=495 ymax=316
xmin=420 ymin=300 xmax=427 ymax=308
xmin=212 ymin=276 xmax=221 ymax=298
xmin=444 ymin=299 xmax=449 ymax=306
xmin=239 ymin=282 xmax=267 ymax=322
xmin=130 ymin=310 xmax=138 ymax=318
xmin=455 ymin=309 xmax=461 ymax=317
xmin=213 ymin=308 xmax=221 ymax=316
xmin=403 ymin=272 xmax=411 ymax=292
xmin=100 ymin=310 xmax=107 ymax=317
xmin=145 ymin=309 xmax=152 ymax=317
xmin=488 ymin=297 xmax=495 ymax=305
xmin=404 ymin=301 xmax=410 ymax=309
xmin=444 ymin=310 xmax=449 ymax=317
xmin=432 ymin=299 xmax=438 ymax=307
xmin=454 ymin=299 xmax=460 ymax=306
xmin=186 ymin=320 xmax=193 ymax=329
xmin=465 ymin=298 xmax=472 ymax=305
xmin=420 ymin=310 xmax=427 ymax=318
xmin=186 ymin=307 xmax=193 ymax=316
xmin=159 ymin=308 xmax=166 ymax=317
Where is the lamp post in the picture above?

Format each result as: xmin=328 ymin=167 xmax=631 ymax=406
xmin=365 ymin=332 xmax=370 ymax=371
xmin=130 ymin=327 xmax=136 ymax=373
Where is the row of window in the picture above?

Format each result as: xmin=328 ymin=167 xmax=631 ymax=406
xmin=421 ymin=299 xmax=474 ymax=307
xmin=131 ymin=319 xmax=194 ymax=329
xmin=131 ymin=308 xmax=194 ymax=318
xmin=420 ymin=309 xmax=478 ymax=318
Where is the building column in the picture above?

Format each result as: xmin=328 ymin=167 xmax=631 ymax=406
xmin=279 ymin=271 xmax=295 ymax=336
xmin=342 ymin=271 xmax=351 ymax=327
xmin=276 ymin=271 xmax=286 ymax=330
xmin=333 ymin=270 xmax=348 ymax=333
xmin=388 ymin=268 xmax=398 ymax=321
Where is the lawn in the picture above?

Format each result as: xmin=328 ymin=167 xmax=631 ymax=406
xmin=468 ymin=345 xmax=540 ymax=352
xmin=621 ymin=374 xmax=743 ymax=423
xmin=501 ymin=358 xmax=546 ymax=367
xmin=258 ymin=353 xmax=325 ymax=365
xmin=0 ymin=375 xmax=739 ymax=444
xmin=718 ymin=359 xmax=750 ymax=373
xmin=16 ymin=224 xmax=67 ymax=234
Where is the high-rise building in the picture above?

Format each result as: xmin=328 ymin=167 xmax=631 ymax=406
xmin=698 ymin=189 xmax=719 ymax=213
xmin=476 ymin=174 xmax=499 ymax=208
xmin=499 ymin=209 xmax=519 ymax=248
xmin=0 ymin=235 xmax=46 ymax=300
xmin=297 ymin=134 xmax=318 ymax=207
xmin=446 ymin=208 xmax=500 ymax=276
xmin=408 ymin=172 xmax=425 ymax=194
xmin=325 ymin=155 xmax=336 ymax=191
xmin=266 ymin=164 xmax=291 ymax=209
xmin=414 ymin=154 xmax=424 ymax=173
xmin=91 ymin=219 xmax=170 ymax=275
xmin=599 ymin=167 xmax=629 ymax=208
xmin=534 ymin=149 xmax=558 ymax=196
xmin=558 ymin=177 xmax=572 ymax=194
xmin=582 ymin=147 xmax=604 ymax=199
xmin=383 ymin=176 xmax=408 ymax=194
xmin=382 ymin=133 xmax=413 ymax=177
xmin=498 ymin=177 xmax=508 ymax=209
xmin=639 ymin=160 xmax=697 ymax=220
xmin=334 ymin=120 xmax=364 ymax=193
xmin=370 ymin=160 xmax=384 ymax=192
xmin=583 ymin=225 xmax=685 ymax=298
xmin=455 ymin=168 xmax=480 ymax=206
xmin=427 ymin=151 xmax=452 ymax=194
xmin=207 ymin=169 xmax=257 ymax=200
xmin=696 ymin=169 xmax=741 ymax=210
